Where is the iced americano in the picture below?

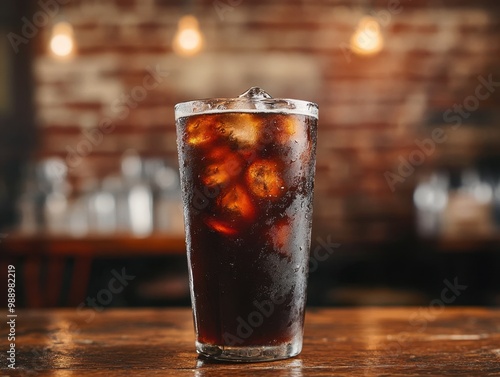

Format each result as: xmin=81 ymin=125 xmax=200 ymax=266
xmin=175 ymin=87 xmax=318 ymax=361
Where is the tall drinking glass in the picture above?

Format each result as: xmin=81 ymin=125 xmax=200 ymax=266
xmin=175 ymin=87 xmax=318 ymax=362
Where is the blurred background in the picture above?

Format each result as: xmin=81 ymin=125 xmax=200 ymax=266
xmin=1 ymin=0 xmax=499 ymax=308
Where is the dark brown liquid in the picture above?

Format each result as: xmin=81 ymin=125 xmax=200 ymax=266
xmin=177 ymin=112 xmax=317 ymax=346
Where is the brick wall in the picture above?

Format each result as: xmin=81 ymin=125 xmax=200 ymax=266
xmin=32 ymin=0 xmax=500 ymax=242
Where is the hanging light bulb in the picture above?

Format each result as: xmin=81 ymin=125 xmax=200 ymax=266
xmin=49 ymin=21 xmax=75 ymax=59
xmin=172 ymin=15 xmax=203 ymax=57
xmin=350 ymin=16 xmax=384 ymax=56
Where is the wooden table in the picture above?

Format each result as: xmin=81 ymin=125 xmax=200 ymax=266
xmin=5 ymin=308 xmax=500 ymax=376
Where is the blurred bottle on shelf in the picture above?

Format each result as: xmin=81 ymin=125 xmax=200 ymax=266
xmin=413 ymin=171 xmax=449 ymax=237
xmin=83 ymin=177 xmax=114 ymax=235
xmin=40 ymin=158 xmax=71 ymax=235
xmin=122 ymin=150 xmax=153 ymax=237
xmin=68 ymin=195 xmax=89 ymax=237
xmin=442 ymin=169 xmax=494 ymax=238
xmin=96 ymin=175 xmax=121 ymax=234
xmin=16 ymin=163 xmax=42 ymax=235
xmin=14 ymin=152 xmax=184 ymax=238
xmin=414 ymin=167 xmax=498 ymax=238
xmin=152 ymin=162 xmax=184 ymax=234
xmin=494 ymin=180 xmax=500 ymax=229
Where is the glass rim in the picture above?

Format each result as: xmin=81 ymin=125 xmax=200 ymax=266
xmin=174 ymin=97 xmax=319 ymax=120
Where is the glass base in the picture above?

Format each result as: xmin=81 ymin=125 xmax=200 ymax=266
xmin=196 ymin=341 xmax=301 ymax=362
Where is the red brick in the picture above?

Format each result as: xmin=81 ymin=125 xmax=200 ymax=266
xmin=30 ymin=0 xmax=500 ymax=242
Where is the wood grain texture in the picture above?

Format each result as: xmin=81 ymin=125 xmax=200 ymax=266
xmin=4 ymin=308 xmax=500 ymax=376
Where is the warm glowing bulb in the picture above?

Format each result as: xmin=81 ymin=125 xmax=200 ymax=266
xmin=50 ymin=21 xmax=75 ymax=58
xmin=173 ymin=15 xmax=203 ymax=57
xmin=50 ymin=34 xmax=73 ymax=56
xmin=350 ymin=16 xmax=384 ymax=56
xmin=179 ymin=29 xmax=202 ymax=51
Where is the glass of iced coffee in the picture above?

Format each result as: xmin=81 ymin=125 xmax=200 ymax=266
xmin=175 ymin=87 xmax=318 ymax=362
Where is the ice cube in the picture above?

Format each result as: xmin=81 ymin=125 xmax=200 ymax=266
xmin=203 ymin=185 xmax=255 ymax=236
xmin=238 ymin=87 xmax=272 ymax=100
xmin=202 ymin=147 xmax=244 ymax=187
xmin=274 ymin=114 xmax=310 ymax=164
xmin=275 ymin=114 xmax=307 ymax=144
xmin=185 ymin=116 xmax=218 ymax=146
xmin=219 ymin=184 xmax=256 ymax=221
xmin=220 ymin=113 xmax=260 ymax=147
xmin=246 ymin=160 xmax=285 ymax=199
xmin=202 ymin=164 xmax=231 ymax=187
xmin=269 ymin=219 xmax=291 ymax=256
xmin=204 ymin=217 xmax=238 ymax=236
